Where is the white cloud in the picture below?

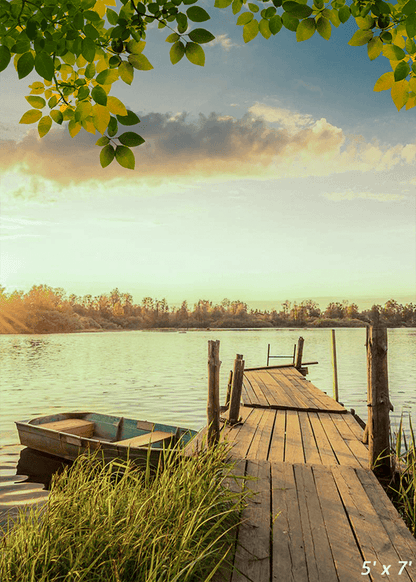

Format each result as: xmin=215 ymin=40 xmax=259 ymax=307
xmin=208 ymin=34 xmax=239 ymax=51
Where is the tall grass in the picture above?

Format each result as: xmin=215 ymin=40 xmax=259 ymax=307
xmin=389 ymin=415 xmax=416 ymax=536
xmin=0 ymin=443 xmax=247 ymax=581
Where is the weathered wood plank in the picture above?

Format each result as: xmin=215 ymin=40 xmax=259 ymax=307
xmin=298 ymin=412 xmax=321 ymax=465
xmin=329 ymin=413 xmax=368 ymax=468
xmin=263 ymin=370 xmax=311 ymax=410
xmin=317 ymin=412 xmax=362 ymax=468
xmin=271 ymin=462 xmax=308 ymax=582
xmin=232 ymin=460 xmax=270 ymax=582
xmin=284 ymin=411 xmax=305 ymax=464
xmin=248 ymin=371 xmax=277 ymax=408
xmin=343 ymin=411 xmax=366 ymax=442
xmin=241 ymin=375 xmax=260 ymax=407
xmin=246 ymin=409 xmax=275 ymax=461
xmin=308 ymin=412 xmax=338 ymax=466
xmin=227 ymin=408 xmax=265 ymax=460
xmin=268 ymin=410 xmax=286 ymax=463
xmin=281 ymin=368 xmax=347 ymax=413
xmin=332 ymin=464 xmax=413 ymax=582
xmin=312 ymin=464 xmax=365 ymax=582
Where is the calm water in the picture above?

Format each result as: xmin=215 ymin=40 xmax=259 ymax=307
xmin=1 ymin=327 xmax=415 ymax=446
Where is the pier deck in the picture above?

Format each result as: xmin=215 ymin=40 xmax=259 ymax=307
xmin=187 ymin=366 xmax=416 ymax=582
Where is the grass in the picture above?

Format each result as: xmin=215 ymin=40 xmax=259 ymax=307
xmin=0 ymin=442 xmax=247 ymax=582
xmin=388 ymin=415 xmax=416 ymax=537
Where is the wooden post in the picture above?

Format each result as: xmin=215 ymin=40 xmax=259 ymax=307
xmin=331 ymin=329 xmax=339 ymax=402
xmin=207 ymin=340 xmax=221 ymax=446
xmin=225 ymin=370 xmax=233 ymax=408
xmin=366 ymin=318 xmax=393 ymax=475
xmin=295 ymin=337 xmax=304 ymax=369
xmin=229 ymin=354 xmax=245 ymax=425
xmin=292 ymin=344 xmax=296 ymax=365
xmin=267 ymin=343 xmax=270 ymax=366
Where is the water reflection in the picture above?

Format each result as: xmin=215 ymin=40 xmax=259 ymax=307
xmin=16 ymin=447 xmax=72 ymax=489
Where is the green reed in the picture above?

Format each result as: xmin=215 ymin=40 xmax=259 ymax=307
xmin=0 ymin=443 xmax=247 ymax=582
xmin=389 ymin=415 xmax=416 ymax=536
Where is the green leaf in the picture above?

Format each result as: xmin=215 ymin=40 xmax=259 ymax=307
xmin=117 ymin=110 xmax=140 ymax=125
xmin=96 ymin=136 xmax=110 ymax=146
xmin=243 ymin=19 xmax=259 ymax=42
xmin=68 ymin=119 xmax=82 ymax=137
xmin=75 ymin=101 xmax=93 ymax=121
xmin=282 ymin=12 xmax=299 ymax=31
xmin=128 ymin=53 xmax=154 ymax=71
xmin=166 ymin=33 xmax=180 ymax=43
xmin=92 ymin=104 xmax=111 ymax=134
xmin=106 ymin=8 xmax=119 ymax=25
xmin=176 ymin=13 xmax=188 ymax=34
xmin=100 ymin=144 xmax=115 ymax=168
xmin=391 ymin=79 xmax=409 ymax=110
xmin=29 ymin=82 xmax=44 ymax=95
xmin=237 ymin=12 xmax=254 ymax=25
xmin=373 ymin=71 xmax=394 ymax=91
xmin=48 ymin=95 xmax=58 ymax=108
xmin=403 ymin=0 xmax=416 ymax=16
xmin=108 ymin=116 xmax=118 ymax=137
xmin=118 ymin=132 xmax=145 ymax=146
xmin=187 ymin=6 xmax=211 ymax=21
xmin=34 ymin=51 xmax=54 ymax=81
xmin=107 ymin=96 xmax=127 ymax=116
xmin=126 ymin=40 xmax=146 ymax=54
xmin=188 ymin=29 xmax=216 ymax=43
xmin=19 ymin=109 xmax=42 ymax=124
xmin=382 ymin=44 xmax=406 ymax=60
xmin=38 ymin=115 xmax=52 ymax=137
xmin=296 ymin=18 xmax=315 ymax=41
xmin=25 ymin=96 xmax=46 ymax=109
xmin=338 ymin=5 xmax=350 ymax=23
xmin=316 ymin=16 xmax=331 ymax=40
xmin=406 ymin=13 xmax=416 ymax=39
xmin=269 ymin=14 xmax=283 ymax=34
xmin=282 ymin=1 xmax=313 ymax=18
xmin=170 ymin=41 xmax=186 ymax=64
xmin=81 ymin=37 xmax=96 ymax=62
xmin=17 ymin=52 xmax=35 ymax=79
xmin=348 ymin=29 xmax=373 ymax=46
xmin=214 ymin=0 xmax=233 ymax=7
xmin=367 ymin=37 xmax=383 ymax=60
xmin=119 ymin=61 xmax=134 ymax=84
xmin=85 ymin=62 xmax=96 ymax=79
xmin=355 ymin=15 xmax=374 ymax=29
xmin=394 ymin=61 xmax=410 ymax=82
xmin=0 ymin=45 xmax=11 ymax=73
xmin=185 ymin=42 xmax=205 ymax=65
xmin=232 ymin=0 xmax=243 ymax=14
xmin=259 ymin=18 xmax=271 ymax=39
xmin=96 ymin=68 xmax=119 ymax=85
xmin=115 ymin=145 xmax=135 ymax=169
xmin=91 ymin=85 xmax=108 ymax=106
xmin=248 ymin=3 xmax=259 ymax=12
xmin=50 ymin=110 xmax=63 ymax=124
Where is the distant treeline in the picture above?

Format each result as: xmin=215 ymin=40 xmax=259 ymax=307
xmin=0 ymin=285 xmax=415 ymax=334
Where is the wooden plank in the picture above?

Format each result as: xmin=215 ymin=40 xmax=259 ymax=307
xmin=294 ymin=464 xmax=339 ymax=582
xmin=297 ymin=412 xmax=321 ymax=465
xmin=308 ymin=413 xmax=338 ymax=466
xmin=268 ymin=410 xmax=286 ymax=463
xmin=271 ymin=462 xmax=308 ymax=582
xmin=114 ymin=430 xmax=173 ymax=447
xmin=241 ymin=375 xmax=261 ymax=407
xmin=281 ymin=369 xmax=346 ymax=413
xmin=276 ymin=370 xmax=336 ymax=412
xmin=329 ymin=413 xmax=368 ymax=468
xmin=246 ymin=409 xmax=276 ymax=461
xmin=356 ymin=468 xmax=416 ymax=581
xmin=284 ymin=411 xmax=305 ymax=464
xmin=312 ymin=464 xmax=366 ymax=582
xmin=262 ymin=370 xmax=309 ymax=410
xmin=232 ymin=460 xmax=270 ymax=582
xmin=41 ymin=419 xmax=95 ymax=438
xmin=227 ymin=408 xmax=265 ymax=460
xmin=332 ymin=465 xmax=413 ymax=582
xmin=247 ymin=371 xmax=277 ymax=408
xmin=342 ymin=412 xmax=366 ymax=442
xmin=317 ymin=412 xmax=361 ymax=468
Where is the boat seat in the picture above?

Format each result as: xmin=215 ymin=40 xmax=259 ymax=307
xmin=41 ymin=419 xmax=95 ymax=438
xmin=114 ymin=431 xmax=173 ymax=448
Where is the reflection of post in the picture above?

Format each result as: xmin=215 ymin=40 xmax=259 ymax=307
xmin=207 ymin=340 xmax=221 ymax=446
xmin=267 ymin=343 xmax=270 ymax=367
xmin=295 ymin=337 xmax=304 ymax=369
xmin=229 ymin=354 xmax=245 ymax=425
xmin=366 ymin=317 xmax=393 ymax=474
xmin=331 ymin=330 xmax=339 ymax=402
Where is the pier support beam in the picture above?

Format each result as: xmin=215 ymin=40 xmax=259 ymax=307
xmin=229 ymin=354 xmax=245 ymax=425
xmin=207 ymin=340 xmax=221 ymax=446
xmin=295 ymin=337 xmax=304 ymax=370
xmin=366 ymin=315 xmax=393 ymax=475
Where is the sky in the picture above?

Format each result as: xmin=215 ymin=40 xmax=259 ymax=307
xmin=0 ymin=3 xmax=415 ymax=311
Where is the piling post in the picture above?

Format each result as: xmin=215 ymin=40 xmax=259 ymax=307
xmin=207 ymin=340 xmax=221 ymax=446
xmin=366 ymin=314 xmax=393 ymax=475
xmin=331 ymin=330 xmax=339 ymax=402
xmin=225 ymin=370 xmax=233 ymax=408
xmin=295 ymin=337 xmax=304 ymax=369
xmin=267 ymin=344 xmax=270 ymax=366
xmin=229 ymin=354 xmax=245 ymax=425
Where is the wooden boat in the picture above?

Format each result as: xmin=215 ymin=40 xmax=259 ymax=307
xmin=15 ymin=412 xmax=197 ymax=466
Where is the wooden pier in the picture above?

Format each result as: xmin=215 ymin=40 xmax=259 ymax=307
xmin=187 ymin=365 xmax=416 ymax=582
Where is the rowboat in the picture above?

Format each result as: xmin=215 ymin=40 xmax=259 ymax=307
xmin=15 ymin=412 xmax=197 ymax=466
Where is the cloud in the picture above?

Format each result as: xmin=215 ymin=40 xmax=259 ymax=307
xmin=322 ymin=190 xmax=407 ymax=202
xmin=0 ymin=104 xmax=415 ymax=196
xmin=208 ymin=34 xmax=239 ymax=51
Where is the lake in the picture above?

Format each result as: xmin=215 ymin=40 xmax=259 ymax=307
xmin=1 ymin=327 xmax=415 ymax=446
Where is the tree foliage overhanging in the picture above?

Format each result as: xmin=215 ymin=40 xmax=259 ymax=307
xmin=0 ymin=284 xmax=415 ymax=333
xmin=0 ymin=0 xmax=416 ymax=169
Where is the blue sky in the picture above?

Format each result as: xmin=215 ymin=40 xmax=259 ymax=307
xmin=0 ymin=3 xmax=415 ymax=310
